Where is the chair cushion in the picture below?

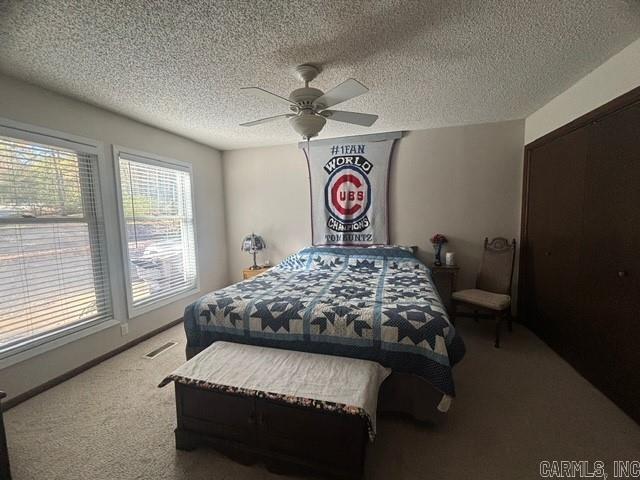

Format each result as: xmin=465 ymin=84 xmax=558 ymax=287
xmin=452 ymin=289 xmax=511 ymax=311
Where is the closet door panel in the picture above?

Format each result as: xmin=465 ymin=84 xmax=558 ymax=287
xmin=525 ymin=147 xmax=556 ymax=337
xmin=526 ymin=127 xmax=588 ymax=357
xmin=581 ymin=103 xmax=640 ymax=419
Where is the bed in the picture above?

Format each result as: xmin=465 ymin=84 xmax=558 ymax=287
xmin=183 ymin=245 xmax=465 ymax=421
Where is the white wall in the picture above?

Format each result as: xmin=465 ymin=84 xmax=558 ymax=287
xmin=0 ymin=74 xmax=228 ymax=401
xmin=525 ymin=38 xmax=640 ymax=144
xmin=222 ymin=143 xmax=312 ymax=278
xmin=223 ymin=120 xmax=524 ymax=291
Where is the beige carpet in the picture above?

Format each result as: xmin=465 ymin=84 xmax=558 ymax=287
xmin=5 ymin=320 xmax=640 ymax=480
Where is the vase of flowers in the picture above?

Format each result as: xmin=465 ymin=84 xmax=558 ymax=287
xmin=430 ymin=233 xmax=448 ymax=266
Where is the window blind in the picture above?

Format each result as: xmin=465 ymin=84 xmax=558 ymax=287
xmin=118 ymin=154 xmax=197 ymax=310
xmin=0 ymin=135 xmax=112 ymax=352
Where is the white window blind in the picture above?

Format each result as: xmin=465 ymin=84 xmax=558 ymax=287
xmin=117 ymin=153 xmax=197 ymax=311
xmin=0 ymin=134 xmax=112 ymax=353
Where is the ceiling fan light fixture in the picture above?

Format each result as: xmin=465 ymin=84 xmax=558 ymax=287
xmin=289 ymin=112 xmax=326 ymax=139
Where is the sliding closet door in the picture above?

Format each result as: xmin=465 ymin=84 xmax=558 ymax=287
xmin=525 ymin=127 xmax=588 ymax=358
xmin=580 ymin=103 xmax=640 ymax=420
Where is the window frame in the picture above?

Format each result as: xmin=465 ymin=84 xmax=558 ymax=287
xmin=0 ymin=118 xmax=120 ymax=364
xmin=113 ymin=145 xmax=200 ymax=319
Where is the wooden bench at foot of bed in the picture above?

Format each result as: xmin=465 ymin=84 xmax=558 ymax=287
xmin=160 ymin=342 xmax=391 ymax=480
xmin=174 ymin=384 xmax=368 ymax=479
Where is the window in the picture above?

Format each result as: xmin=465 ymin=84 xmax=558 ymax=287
xmin=115 ymin=149 xmax=198 ymax=314
xmin=0 ymin=132 xmax=112 ymax=353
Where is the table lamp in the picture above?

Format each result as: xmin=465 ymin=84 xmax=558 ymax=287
xmin=241 ymin=233 xmax=266 ymax=270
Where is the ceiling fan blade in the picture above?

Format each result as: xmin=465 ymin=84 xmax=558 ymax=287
xmin=240 ymin=114 xmax=294 ymax=127
xmin=313 ymin=79 xmax=369 ymax=109
xmin=322 ymin=110 xmax=378 ymax=127
xmin=241 ymin=87 xmax=294 ymax=105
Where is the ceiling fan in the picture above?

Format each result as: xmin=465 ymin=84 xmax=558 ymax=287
xmin=240 ymin=64 xmax=378 ymax=140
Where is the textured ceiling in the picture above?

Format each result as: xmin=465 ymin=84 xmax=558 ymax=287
xmin=1 ymin=1 xmax=639 ymax=150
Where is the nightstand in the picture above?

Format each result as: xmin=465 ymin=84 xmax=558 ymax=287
xmin=430 ymin=264 xmax=459 ymax=313
xmin=242 ymin=265 xmax=272 ymax=280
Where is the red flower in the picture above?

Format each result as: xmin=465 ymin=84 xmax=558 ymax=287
xmin=430 ymin=233 xmax=448 ymax=244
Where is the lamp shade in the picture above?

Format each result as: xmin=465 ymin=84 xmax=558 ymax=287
xmin=241 ymin=233 xmax=266 ymax=253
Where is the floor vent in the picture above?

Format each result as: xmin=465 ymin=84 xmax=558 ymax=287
xmin=143 ymin=341 xmax=178 ymax=359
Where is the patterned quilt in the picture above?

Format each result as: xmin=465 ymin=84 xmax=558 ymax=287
xmin=183 ymin=246 xmax=465 ymax=396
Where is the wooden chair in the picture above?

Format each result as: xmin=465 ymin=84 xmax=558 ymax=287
xmin=450 ymin=238 xmax=516 ymax=348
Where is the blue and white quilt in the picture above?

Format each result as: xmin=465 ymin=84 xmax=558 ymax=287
xmin=183 ymin=246 xmax=465 ymax=396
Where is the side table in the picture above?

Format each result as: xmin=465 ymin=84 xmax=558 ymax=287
xmin=430 ymin=264 xmax=459 ymax=313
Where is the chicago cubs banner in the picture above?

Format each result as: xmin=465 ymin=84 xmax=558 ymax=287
xmin=301 ymin=131 xmax=402 ymax=246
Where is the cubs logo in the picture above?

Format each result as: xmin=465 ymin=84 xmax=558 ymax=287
xmin=324 ymin=159 xmax=372 ymax=233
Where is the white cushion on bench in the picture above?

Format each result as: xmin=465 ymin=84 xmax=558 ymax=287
xmin=160 ymin=342 xmax=391 ymax=437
